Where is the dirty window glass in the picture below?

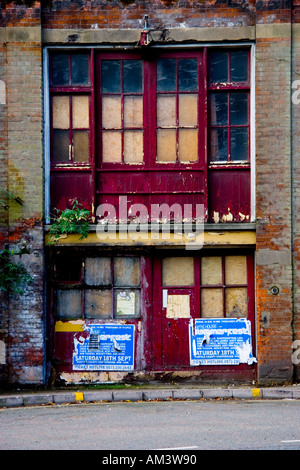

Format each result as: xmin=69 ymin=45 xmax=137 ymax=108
xmin=230 ymin=50 xmax=248 ymax=82
xmin=101 ymin=60 xmax=121 ymax=93
xmin=157 ymin=59 xmax=176 ymax=92
xmin=51 ymin=54 xmax=69 ymax=86
xmin=209 ymin=51 xmax=228 ymax=84
xmin=123 ymin=60 xmax=143 ymax=93
xmin=71 ymin=54 xmax=89 ymax=85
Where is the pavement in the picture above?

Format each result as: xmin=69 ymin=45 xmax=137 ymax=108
xmin=1 ymin=383 xmax=300 ymax=408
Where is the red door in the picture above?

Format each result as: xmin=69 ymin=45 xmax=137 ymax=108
xmin=152 ymin=254 xmax=255 ymax=370
xmin=152 ymin=257 xmax=200 ymax=368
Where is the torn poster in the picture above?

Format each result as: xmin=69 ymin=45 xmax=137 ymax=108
xmin=73 ymin=323 xmax=135 ymax=371
xmin=189 ymin=318 xmax=257 ymax=366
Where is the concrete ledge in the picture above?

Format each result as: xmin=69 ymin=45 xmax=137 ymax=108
xmin=0 ymin=396 xmax=24 ymax=407
xmin=113 ymin=390 xmax=144 ymax=402
xmin=202 ymin=388 xmax=233 ymax=399
xmin=261 ymin=388 xmax=293 ymax=399
xmin=173 ymin=389 xmax=202 ymax=400
xmin=143 ymin=390 xmax=174 ymax=401
xmin=1 ymin=387 xmax=300 ymax=408
xmin=53 ymin=393 xmax=78 ymax=404
xmin=23 ymin=394 xmax=54 ymax=406
xmin=83 ymin=390 xmax=113 ymax=402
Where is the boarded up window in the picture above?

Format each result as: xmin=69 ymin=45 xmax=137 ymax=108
xmin=162 ymin=257 xmax=194 ymax=286
xmin=55 ymin=255 xmax=141 ymax=319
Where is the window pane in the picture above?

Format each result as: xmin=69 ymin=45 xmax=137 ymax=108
xmin=101 ymin=60 xmax=121 ymax=93
xmin=51 ymin=54 xmax=69 ymax=86
xmin=102 ymin=95 xmax=122 ymax=129
xmin=210 ymin=51 xmax=228 ymax=84
xmin=157 ymin=59 xmax=176 ymax=92
xmin=225 ymin=287 xmax=247 ymax=318
xmin=85 ymin=257 xmax=112 ymax=286
xmin=210 ymin=128 xmax=228 ymax=162
xmin=210 ymin=93 xmax=228 ymax=126
xmin=73 ymin=131 xmax=89 ymax=162
xmin=178 ymin=59 xmax=198 ymax=91
xmin=157 ymin=129 xmax=177 ymax=162
xmin=56 ymin=256 xmax=82 ymax=282
xmin=230 ymin=128 xmax=248 ymax=161
xmin=157 ymin=94 xmax=176 ymax=128
xmin=123 ymin=60 xmax=142 ymax=93
xmin=102 ymin=131 xmax=122 ymax=162
xmin=179 ymin=94 xmax=198 ymax=127
xmin=178 ymin=129 xmax=198 ymax=162
xmin=53 ymin=130 xmax=69 ymax=162
xmin=85 ymin=289 xmax=112 ymax=318
xmin=115 ymin=289 xmax=140 ymax=317
xmin=71 ymin=54 xmax=89 ymax=85
xmin=201 ymin=288 xmax=223 ymax=318
xmin=231 ymin=51 xmax=248 ymax=82
xmin=114 ymin=257 xmax=140 ymax=287
xmin=72 ymin=95 xmax=89 ymax=129
xmin=230 ymin=93 xmax=248 ymax=125
xmin=201 ymin=256 xmax=222 ymax=285
xmin=57 ymin=290 xmax=82 ymax=319
xmin=124 ymin=131 xmax=144 ymax=163
xmin=124 ymin=96 xmax=143 ymax=128
xmin=52 ymin=95 xmax=70 ymax=129
xmin=162 ymin=257 xmax=194 ymax=286
xmin=225 ymin=256 xmax=247 ymax=285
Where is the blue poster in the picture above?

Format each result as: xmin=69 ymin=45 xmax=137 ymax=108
xmin=189 ymin=318 xmax=257 ymax=366
xmin=73 ymin=323 xmax=135 ymax=371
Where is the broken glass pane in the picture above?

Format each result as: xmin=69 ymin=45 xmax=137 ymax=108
xmin=178 ymin=59 xmax=198 ymax=91
xmin=101 ymin=60 xmax=121 ymax=93
xmin=71 ymin=54 xmax=89 ymax=85
xmin=157 ymin=59 xmax=176 ymax=92
xmin=210 ymin=128 xmax=228 ymax=162
xmin=230 ymin=50 xmax=248 ymax=82
xmin=210 ymin=93 xmax=228 ymax=126
xmin=230 ymin=92 xmax=248 ymax=125
xmin=123 ymin=60 xmax=143 ymax=93
xmin=51 ymin=54 xmax=69 ymax=86
xmin=209 ymin=51 xmax=228 ymax=84
xmin=230 ymin=128 xmax=248 ymax=161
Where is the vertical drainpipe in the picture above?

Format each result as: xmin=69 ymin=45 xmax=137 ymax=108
xmin=42 ymin=47 xmax=50 ymax=385
xmin=290 ymin=3 xmax=296 ymax=380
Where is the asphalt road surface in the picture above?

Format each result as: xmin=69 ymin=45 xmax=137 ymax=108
xmin=1 ymin=399 xmax=300 ymax=451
